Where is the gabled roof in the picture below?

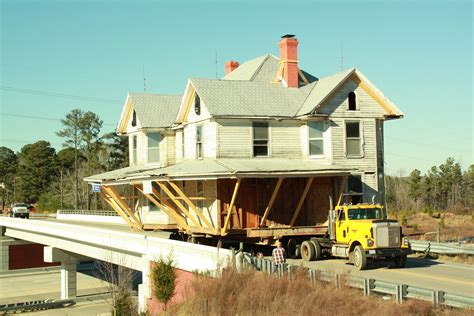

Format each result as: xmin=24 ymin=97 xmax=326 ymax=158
xmin=117 ymin=93 xmax=182 ymax=134
xmin=189 ymin=78 xmax=314 ymax=117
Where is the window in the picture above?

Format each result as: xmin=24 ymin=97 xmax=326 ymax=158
xmin=148 ymin=182 xmax=162 ymax=212
xmin=132 ymin=135 xmax=138 ymax=164
xmin=194 ymin=95 xmax=201 ymax=115
xmin=308 ymin=121 xmax=325 ymax=156
xmin=131 ymin=110 xmax=137 ymax=127
xmin=147 ymin=133 xmax=161 ymax=163
xmin=196 ymin=125 xmax=203 ymax=158
xmin=348 ymin=92 xmax=357 ymax=111
xmin=347 ymin=174 xmax=363 ymax=204
xmin=196 ymin=181 xmax=204 ymax=212
xmin=253 ymin=122 xmax=269 ymax=157
xmin=346 ymin=121 xmax=362 ymax=156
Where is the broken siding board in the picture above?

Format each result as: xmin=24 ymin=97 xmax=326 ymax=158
xmin=217 ymin=119 xmax=252 ymax=158
xmin=270 ymin=121 xmax=302 ymax=158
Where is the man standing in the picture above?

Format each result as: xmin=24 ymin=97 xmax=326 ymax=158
xmin=272 ymin=240 xmax=286 ymax=274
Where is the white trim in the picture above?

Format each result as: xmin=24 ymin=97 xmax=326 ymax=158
xmin=344 ymin=119 xmax=364 ymax=158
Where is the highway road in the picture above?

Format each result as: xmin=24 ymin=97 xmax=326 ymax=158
xmin=20 ymin=218 xmax=474 ymax=297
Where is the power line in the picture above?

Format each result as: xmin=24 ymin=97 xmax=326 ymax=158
xmin=0 ymin=112 xmax=116 ymax=127
xmin=0 ymin=85 xmax=122 ymax=104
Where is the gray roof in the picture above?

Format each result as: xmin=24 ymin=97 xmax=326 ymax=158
xmin=85 ymin=158 xmax=353 ymax=183
xmin=129 ymin=93 xmax=182 ymax=128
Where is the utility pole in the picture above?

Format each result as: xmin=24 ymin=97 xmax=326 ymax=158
xmin=60 ymin=170 xmax=63 ymax=210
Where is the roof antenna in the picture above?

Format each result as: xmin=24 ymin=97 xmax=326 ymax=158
xmin=142 ymin=64 xmax=147 ymax=92
xmin=340 ymin=42 xmax=344 ymax=71
xmin=215 ymin=50 xmax=218 ymax=79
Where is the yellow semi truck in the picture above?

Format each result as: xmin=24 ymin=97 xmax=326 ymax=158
xmin=298 ymin=202 xmax=411 ymax=270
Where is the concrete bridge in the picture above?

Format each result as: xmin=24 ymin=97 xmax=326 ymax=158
xmin=0 ymin=217 xmax=233 ymax=313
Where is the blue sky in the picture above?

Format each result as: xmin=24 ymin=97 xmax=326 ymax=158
xmin=1 ymin=0 xmax=472 ymax=175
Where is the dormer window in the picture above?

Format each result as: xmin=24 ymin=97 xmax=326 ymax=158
xmin=194 ymin=94 xmax=201 ymax=115
xmin=348 ymin=92 xmax=357 ymax=111
xmin=131 ymin=110 xmax=137 ymax=127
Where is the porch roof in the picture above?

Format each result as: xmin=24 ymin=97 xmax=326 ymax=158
xmin=85 ymin=159 xmax=353 ymax=184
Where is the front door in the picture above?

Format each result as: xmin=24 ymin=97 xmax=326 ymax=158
xmin=335 ymin=209 xmax=350 ymax=244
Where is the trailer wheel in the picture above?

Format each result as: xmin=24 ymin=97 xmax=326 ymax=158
xmin=393 ymin=255 xmax=407 ymax=268
xmin=301 ymin=240 xmax=315 ymax=262
xmin=353 ymin=245 xmax=367 ymax=270
xmin=295 ymin=243 xmax=301 ymax=259
xmin=286 ymin=238 xmax=298 ymax=259
xmin=310 ymin=239 xmax=322 ymax=260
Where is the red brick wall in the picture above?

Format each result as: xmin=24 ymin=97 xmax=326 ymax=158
xmin=9 ymin=244 xmax=60 ymax=270
xmin=147 ymin=266 xmax=195 ymax=314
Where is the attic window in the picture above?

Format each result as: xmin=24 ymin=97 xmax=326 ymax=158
xmin=194 ymin=94 xmax=201 ymax=115
xmin=348 ymin=92 xmax=357 ymax=111
xmin=131 ymin=110 xmax=137 ymax=127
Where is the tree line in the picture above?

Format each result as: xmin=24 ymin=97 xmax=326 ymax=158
xmin=385 ymin=158 xmax=473 ymax=213
xmin=0 ymin=109 xmax=128 ymax=211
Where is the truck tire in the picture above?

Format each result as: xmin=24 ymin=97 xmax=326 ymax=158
xmin=295 ymin=243 xmax=301 ymax=259
xmin=286 ymin=238 xmax=298 ymax=259
xmin=301 ymin=240 xmax=315 ymax=262
xmin=393 ymin=255 xmax=407 ymax=268
xmin=353 ymin=245 xmax=367 ymax=270
xmin=310 ymin=239 xmax=322 ymax=260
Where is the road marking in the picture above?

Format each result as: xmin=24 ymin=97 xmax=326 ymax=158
xmin=436 ymin=264 xmax=474 ymax=271
xmin=387 ymin=268 xmax=474 ymax=286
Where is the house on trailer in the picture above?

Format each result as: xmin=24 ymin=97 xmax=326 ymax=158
xmin=85 ymin=35 xmax=403 ymax=241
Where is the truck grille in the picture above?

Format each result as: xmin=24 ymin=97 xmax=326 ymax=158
xmin=375 ymin=224 xmax=400 ymax=248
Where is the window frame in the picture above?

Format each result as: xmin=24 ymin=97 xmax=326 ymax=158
xmin=147 ymin=132 xmax=161 ymax=164
xmin=131 ymin=135 xmax=138 ymax=165
xmin=196 ymin=125 xmax=203 ymax=159
xmin=346 ymin=174 xmax=364 ymax=204
xmin=345 ymin=120 xmax=363 ymax=158
xmin=196 ymin=180 xmax=204 ymax=212
xmin=194 ymin=94 xmax=201 ymax=116
xmin=308 ymin=120 xmax=326 ymax=157
xmin=252 ymin=122 xmax=270 ymax=157
xmin=348 ymin=92 xmax=357 ymax=111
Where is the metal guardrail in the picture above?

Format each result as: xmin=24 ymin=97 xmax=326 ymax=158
xmin=408 ymin=240 xmax=474 ymax=256
xmin=57 ymin=209 xmax=119 ymax=217
xmin=235 ymin=253 xmax=474 ymax=309
xmin=0 ymin=299 xmax=75 ymax=313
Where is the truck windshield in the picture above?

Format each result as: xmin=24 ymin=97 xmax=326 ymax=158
xmin=14 ymin=203 xmax=28 ymax=208
xmin=347 ymin=208 xmax=383 ymax=220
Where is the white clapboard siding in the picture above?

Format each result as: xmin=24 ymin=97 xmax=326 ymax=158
xmin=166 ymin=133 xmax=176 ymax=166
xmin=203 ymin=121 xmax=217 ymax=158
xmin=217 ymin=119 xmax=252 ymax=158
xmin=318 ymin=79 xmax=387 ymax=118
xmin=175 ymin=129 xmax=184 ymax=163
xmin=186 ymin=94 xmax=212 ymax=122
xmin=184 ymin=124 xmax=197 ymax=159
xmin=331 ymin=118 xmax=377 ymax=172
xmin=270 ymin=121 xmax=302 ymax=158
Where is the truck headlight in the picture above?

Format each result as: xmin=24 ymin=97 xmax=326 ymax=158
xmin=403 ymin=238 xmax=409 ymax=247
xmin=367 ymin=239 xmax=374 ymax=247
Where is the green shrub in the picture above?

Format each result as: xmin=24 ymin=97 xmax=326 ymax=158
xmin=153 ymin=254 xmax=176 ymax=311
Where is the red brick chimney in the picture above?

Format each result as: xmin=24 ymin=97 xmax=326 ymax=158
xmin=279 ymin=34 xmax=299 ymax=88
xmin=225 ymin=60 xmax=239 ymax=75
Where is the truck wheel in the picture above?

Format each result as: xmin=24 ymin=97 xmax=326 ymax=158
xmin=286 ymin=238 xmax=298 ymax=259
xmin=301 ymin=240 xmax=315 ymax=262
xmin=393 ymin=255 xmax=407 ymax=268
xmin=295 ymin=243 xmax=301 ymax=259
xmin=310 ymin=239 xmax=322 ymax=260
xmin=353 ymin=245 xmax=367 ymax=270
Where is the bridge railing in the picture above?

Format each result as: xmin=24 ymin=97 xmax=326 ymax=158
xmin=56 ymin=209 xmax=124 ymax=224
xmin=408 ymin=239 xmax=474 ymax=256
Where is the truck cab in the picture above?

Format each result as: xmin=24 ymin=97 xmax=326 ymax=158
xmin=11 ymin=203 xmax=30 ymax=219
xmin=330 ymin=203 xmax=411 ymax=269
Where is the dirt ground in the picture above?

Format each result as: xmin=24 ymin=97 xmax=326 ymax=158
xmin=394 ymin=211 xmax=474 ymax=242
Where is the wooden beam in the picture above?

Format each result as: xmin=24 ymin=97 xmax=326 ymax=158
xmin=259 ymin=178 xmax=284 ymax=226
xmin=100 ymin=192 xmax=134 ymax=228
xmin=167 ymin=181 xmax=215 ymax=231
xmin=135 ymin=185 xmax=191 ymax=231
xmin=155 ymin=181 xmax=204 ymax=231
xmin=290 ymin=177 xmax=314 ymax=226
xmin=221 ymin=178 xmax=241 ymax=235
xmin=102 ymin=185 xmax=142 ymax=228
xmin=336 ymin=176 xmax=348 ymax=207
